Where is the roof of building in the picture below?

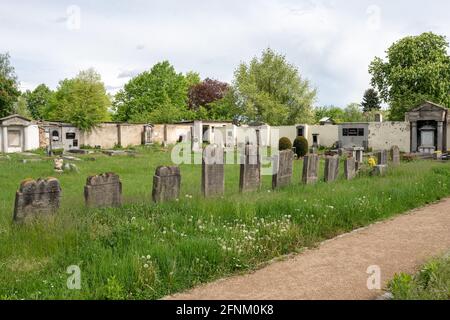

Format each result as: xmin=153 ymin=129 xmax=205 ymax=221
xmin=0 ymin=114 xmax=33 ymax=123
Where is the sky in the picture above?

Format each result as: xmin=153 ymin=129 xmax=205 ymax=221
xmin=0 ymin=0 xmax=449 ymax=107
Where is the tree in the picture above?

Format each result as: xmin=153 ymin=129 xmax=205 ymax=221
xmin=369 ymin=32 xmax=450 ymax=120
xmin=0 ymin=53 xmax=20 ymax=118
xmin=233 ymin=48 xmax=316 ymax=125
xmin=342 ymin=103 xmax=365 ymax=122
xmin=314 ymin=105 xmax=344 ymax=124
xmin=12 ymin=96 xmax=32 ymax=118
xmin=47 ymin=69 xmax=110 ymax=130
xmin=188 ymin=78 xmax=230 ymax=112
xmin=23 ymin=84 xmax=54 ymax=120
xmin=361 ymin=88 xmax=381 ymax=112
xmin=113 ymin=61 xmax=190 ymax=123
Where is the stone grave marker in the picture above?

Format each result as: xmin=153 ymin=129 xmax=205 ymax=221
xmin=152 ymin=166 xmax=181 ymax=203
xmin=13 ymin=178 xmax=62 ymax=223
xmin=344 ymin=157 xmax=356 ymax=180
xmin=84 ymin=172 xmax=122 ymax=208
xmin=202 ymin=146 xmax=225 ymax=197
xmin=302 ymin=154 xmax=319 ymax=185
xmin=272 ymin=150 xmax=294 ymax=189
xmin=239 ymin=145 xmax=261 ymax=193
xmin=324 ymin=156 xmax=339 ymax=182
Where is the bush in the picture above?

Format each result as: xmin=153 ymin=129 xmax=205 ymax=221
xmin=293 ymin=136 xmax=308 ymax=157
xmin=278 ymin=137 xmax=292 ymax=151
xmin=52 ymin=148 xmax=64 ymax=156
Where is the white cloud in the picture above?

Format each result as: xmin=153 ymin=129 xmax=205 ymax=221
xmin=1 ymin=0 xmax=449 ymax=105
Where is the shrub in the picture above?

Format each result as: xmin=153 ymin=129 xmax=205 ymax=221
xmin=52 ymin=148 xmax=64 ymax=156
xmin=293 ymin=136 xmax=308 ymax=157
xmin=278 ymin=137 xmax=292 ymax=151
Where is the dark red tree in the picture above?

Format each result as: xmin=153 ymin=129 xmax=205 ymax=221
xmin=188 ymin=78 xmax=230 ymax=110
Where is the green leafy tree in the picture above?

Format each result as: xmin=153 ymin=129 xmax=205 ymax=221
xmin=233 ymin=48 xmax=316 ymax=125
xmin=12 ymin=96 xmax=32 ymax=118
xmin=113 ymin=61 xmax=190 ymax=123
xmin=343 ymin=103 xmax=364 ymax=122
xmin=23 ymin=84 xmax=54 ymax=120
xmin=361 ymin=88 xmax=381 ymax=112
xmin=314 ymin=105 xmax=344 ymax=123
xmin=369 ymin=32 xmax=450 ymax=120
xmin=47 ymin=69 xmax=110 ymax=130
xmin=0 ymin=53 xmax=20 ymax=118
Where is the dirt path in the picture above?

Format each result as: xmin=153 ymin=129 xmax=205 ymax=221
xmin=167 ymin=198 xmax=450 ymax=300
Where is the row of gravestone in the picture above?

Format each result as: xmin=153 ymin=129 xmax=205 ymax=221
xmin=13 ymin=145 xmax=401 ymax=223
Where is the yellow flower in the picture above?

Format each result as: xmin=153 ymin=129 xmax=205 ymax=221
xmin=368 ymin=156 xmax=377 ymax=168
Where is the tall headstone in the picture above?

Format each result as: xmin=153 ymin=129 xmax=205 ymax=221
xmin=84 ymin=173 xmax=122 ymax=208
xmin=344 ymin=158 xmax=356 ymax=180
xmin=324 ymin=156 xmax=339 ymax=182
xmin=152 ymin=166 xmax=181 ymax=203
xmin=391 ymin=146 xmax=400 ymax=165
xmin=272 ymin=150 xmax=294 ymax=189
xmin=302 ymin=154 xmax=319 ymax=185
xmin=239 ymin=145 xmax=261 ymax=193
xmin=13 ymin=178 xmax=62 ymax=223
xmin=202 ymin=146 xmax=225 ymax=197
xmin=377 ymin=150 xmax=388 ymax=165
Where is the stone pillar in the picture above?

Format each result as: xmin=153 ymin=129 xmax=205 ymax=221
xmin=2 ymin=126 xmax=8 ymax=153
xmin=437 ymin=121 xmax=444 ymax=152
xmin=22 ymin=127 xmax=27 ymax=152
xmin=411 ymin=122 xmax=418 ymax=152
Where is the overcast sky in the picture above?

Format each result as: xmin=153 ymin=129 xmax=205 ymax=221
xmin=1 ymin=0 xmax=449 ymax=107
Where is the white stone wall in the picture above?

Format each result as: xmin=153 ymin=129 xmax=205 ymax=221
xmin=307 ymin=125 xmax=339 ymax=147
xmin=368 ymin=122 xmax=410 ymax=152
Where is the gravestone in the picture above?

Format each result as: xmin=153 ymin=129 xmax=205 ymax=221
xmin=352 ymin=147 xmax=364 ymax=163
xmin=372 ymin=165 xmax=388 ymax=176
xmin=302 ymin=154 xmax=319 ymax=184
xmin=202 ymin=146 xmax=225 ymax=197
xmin=13 ymin=178 xmax=62 ymax=223
xmin=152 ymin=166 xmax=181 ymax=203
xmin=239 ymin=145 xmax=261 ymax=193
xmin=324 ymin=156 xmax=339 ymax=182
xmin=272 ymin=150 xmax=294 ymax=189
xmin=54 ymin=158 xmax=64 ymax=173
xmin=377 ymin=150 xmax=388 ymax=165
xmin=84 ymin=173 xmax=122 ymax=208
xmin=344 ymin=157 xmax=356 ymax=180
xmin=391 ymin=146 xmax=400 ymax=165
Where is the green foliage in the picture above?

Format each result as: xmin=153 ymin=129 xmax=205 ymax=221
xmin=0 ymin=53 xmax=20 ymax=118
xmin=113 ymin=61 xmax=190 ymax=124
xmin=233 ymin=48 xmax=316 ymax=125
xmin=23 ymin=84 xmax=54 ymax=120
xmin=45 ymin=69 xmax=111 ymax=130
xmin=361 ymin=88 xmax=382 ymax=112
xmin=278 ymin=137 xmax=292 ymax=151
xmin=293 ymin=136 xmax=308 ymax=157
xmin=12 ymin=96 xmax=32 ymax=118
xmin=314 ymin=105 xmax=344 ymax=124
xmin=343 ymin=103 xmax=364 ymax=123
xmin=389 ymin=256 xmax=450 ymax=300
xmin=369 ymin=32 xmax=450 ymax=120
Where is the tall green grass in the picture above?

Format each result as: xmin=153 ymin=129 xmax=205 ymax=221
xmin=0 ymin=146 xmax=449 ymax=299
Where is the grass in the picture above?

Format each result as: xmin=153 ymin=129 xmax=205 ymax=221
xmin=0 ymin=145 xmax=449 ymax=300
xmin=389 ymin=253 xmax=450 ymax=300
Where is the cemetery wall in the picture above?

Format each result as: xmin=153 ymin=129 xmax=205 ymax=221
xmin=368 ymin=122 xmax=410 ymax=152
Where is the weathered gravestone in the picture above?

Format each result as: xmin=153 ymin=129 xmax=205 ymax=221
xmin=13 ymin=178 xmax=62 ymax=223
xmin=372 ymin=165 xmax=388 ymax=176
xmin=84 ymin=173 xmax=122 ymax=208
xmin=324 ymin=156 xmax=339 ymax=182
xmin=302 ymin=154 xmax=319 ymax=184
xmin=202 ymin=146 xmax=225 ymax=197
xmin=344 ymin=157 xmax=356 ymax=180
xmin=152 ymin=166 xmax=181 ymax=203
xmin=239 ymin=145 xmax=261 ymax=193
xmin=391 ymin=146 xmax=400 ymax=165
xmin=272 ymin=150 xmax=294 ymax=189
xmin=377 ymin=150 xmax=388 ymax=165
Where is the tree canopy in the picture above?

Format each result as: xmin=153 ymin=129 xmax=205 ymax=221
xmin=46 ymin=69 xmax=111 ymax=130
xmin=361 ymin=88 xmax=382 ymax=112
xmin=23 ymin=84 xmax=54 ymax=120
xmin=113 ymin=61 xmax=192 ymax=123
xmin=0 ymin=53 xmax=20 ymax=118
xmin=369 ymin=32 xmax=450 ymax=120
xmin=233 ymin=48 xmax=316 ymax=125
